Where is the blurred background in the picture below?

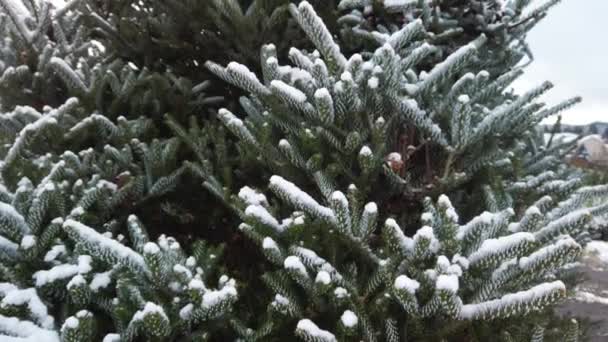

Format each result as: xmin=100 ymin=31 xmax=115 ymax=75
xmin=514 ymin=0 xmax=608 ymax=126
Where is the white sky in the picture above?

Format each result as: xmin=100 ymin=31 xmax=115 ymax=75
xmin=513 ymin=0 xmax=608 ymax=125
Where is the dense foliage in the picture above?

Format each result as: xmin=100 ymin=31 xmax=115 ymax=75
xmin=0 ymin=0 xmax=605 ymax=341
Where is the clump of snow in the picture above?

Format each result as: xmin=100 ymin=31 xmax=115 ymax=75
xmin=132 ymin=302 xmax=168 ymax=322
xmin=44 ymin=245 xmax=66 ymax=262
xmin=438 ymin=195 xmax=459 ymax=222
xmin=188 ymin=278 xmax=205 ymax=291
xmin=421 ymin=212 xmax=433 ymax=222
xmin=296 ymin=319 xmax=336 ymax=342
xmin=70 ymin=206 xmax=85 ymax=216
xmin=436 ymin=256 xmax=450 ymax=271
xmin=173 ymin=264 xmax=192 ymax=279
xmin=262 ymin=237 xmax=279 ymax=251
xmin=61 ymin=316 xmax=79 ymax=330
xmin=293 ymin=247 xmax=325 ymax=268
xmin=394 ymin=275 xmax=420 ymax=294
xmin=294 ymin=216 xmax=305 ymax=225
xmin=314 ymin=87 xmax=331 ymax=99
xmin=447 ymin=264 xmax=463 ymax=276
xmin=0 ymin=287 xmax=54 ymax=329
xmin=368 ymin=77 xmax=379 ymax=89
xmin=359 ymin=146 xmax=372 ymax=157
xmin=526 ymin=206 xmax=542 ymax=216
xmin=272 ymin=294 xmax=290 ymax=307
xmin=458 ymin=95 xmax=470 ymax=103
xmin=201 ymin=284 xmax=237 ymax=309
xmin=436 ymin=274 xmax=459 ymax=293
xmin=452 ymin=254 xmax=470 ymax=270
xmin=340 ymin=310 xmax=358 ymax=327
xmin=330 ymin=191 xmax=347 ymax=203
xmin=575 ymin=291 xmax=608 ymax=305
xmin=364 ymin=202 xmax=378 ymax=214
xmin=67 ymin=275 xmax=86 ymax=289
xmin=284 ymin=256 xmax=307 ymax=275
xmin=103 ymin=333 xmax=121 ymax=342
xmin=33 ymin=255 xmax=92 ymax=287
xmin=385 ymin=218 xmax=415 ymax=252
xmin=334 ymin=287 xmax=348 ymax=298
xmin=143 ymin=242 xmax=160 ymax=254
xmin=414 ymin=226 xmax=440 ymax=253
xmin=315 ymin=271 xmax=331 ymax=285
xmin=21 ymin=235 xmax=36 ymax=249
xmin=459 ymin=281 xmax=565 ymax=319
xmin=238 ymin=186 xmax=268 ymax=206
xmin=468 ymin=232 xmax=535 ymax=266
xmin=179 ymin=303 xmax=194 ymax=320
xmin=0 ymin=314 xmax=59 ymax=341
xmin=90 ymin=271 xmax=112 ymax=292
xmin=246 ymin=205 xmax=283 ymax=232
xmin=384 ymin=0 xmax=419 ymax=11
xmin=340 ymin=71 xmax=353 ymax=83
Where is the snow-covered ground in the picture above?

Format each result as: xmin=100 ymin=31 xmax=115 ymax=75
xmin=558 ymin=240 xmax=608 ymax=341
xmin=586 ymin=241 xmax=608 ymax=266
xmin=543 ymin=132 xmax=579 ymax=144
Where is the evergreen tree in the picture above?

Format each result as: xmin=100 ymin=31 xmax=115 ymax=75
xmin=0 ymin=0 xmax=605 ymax=341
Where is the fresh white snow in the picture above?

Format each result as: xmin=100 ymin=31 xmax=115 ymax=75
xmin=359 ymin=146 xmax=372 ymax=157
xmin=414 ymin=226 xmax=440 ymax=253
xmin=262 ymin=237 xmax=279 ymax=251
xmin=334 ymin=287 xmax=348 ymax=298
xmin=179 ymin=303 xmax=194 ymax=320
xmin=296 ymin=319 xmax=336 ymax=342
xmin=436 ymin=274 xmax=459 ymax=293
xmin=0 ymin=286 xmax=54 ymax=329
xmin=394 ymin=275 xmax=420 ymax=294
xmin=364 ymin=202 xmax=378 ymax=214
xmin=90 ymin=271 xmax=112 ymax=292
xmin=269 ymin=176 xmax=335 ymax=223
xmin=238 ymin=186 xmax=268 ymax=206
xmin=201 ymin=284 xmax=237 ymax=309
xmin=132 ymin=302 xmax=168 ymax=322
xmin=586 ymin=240 xmax=608 ymax=264
xmin=33 ymin=255 xmax=92 ymax=287
xmin=63 ymin=220 xmax=148 ymax=274
xmin=340 ymin=310 xmax=358 ymax=327
xmin=270 ymin=80 xmax=307 ymax=103
xmin=459 ymin=281 xmax=565 ymax=319
xmin=315 ymin=270 xmax=331 ymax=285
xmin=468 ymin=232 xmax=535 ymax=267
xmin=0 ymin=314 xmax=59 ymax=342
xmin=575 ymin=291 xmax=608 ymax=305
xmin=245 ymin=205 xmax=283 ymax=232
xmin=284 ymin=256 xmax=308 ymax=276
xmin=143 ymin=242 xmax=160 ymax=254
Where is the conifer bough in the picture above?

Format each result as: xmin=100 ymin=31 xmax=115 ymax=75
xmin=0 ymin=0 xmax=602 ymax=341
